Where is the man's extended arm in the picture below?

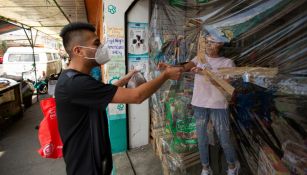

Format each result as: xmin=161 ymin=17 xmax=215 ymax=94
xmin=111 ymin=67 xmax=183 ymax=104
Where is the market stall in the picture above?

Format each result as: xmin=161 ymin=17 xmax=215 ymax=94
xmin=148 ymin=0 xmax=307 ymax=174
xmin=0 ymin=78 xmax=22 ymax=133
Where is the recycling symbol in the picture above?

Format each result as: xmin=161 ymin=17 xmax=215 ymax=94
xmin=117 ymin=104 xmax=125 ymax=111
xmin=108 ymin=5 xmax=117 ymax=14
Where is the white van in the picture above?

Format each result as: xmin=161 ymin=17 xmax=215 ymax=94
xmin=3 ymin=47 xmax=62 ymax=81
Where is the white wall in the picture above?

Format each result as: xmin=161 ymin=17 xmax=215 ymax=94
xmin=127 ymin=0 xmax=150 ymax=149
xmin=104 ymin=0 xmax=135 ymax=152
xmin=104 ymin=0 xmax=135 ymax=119
xmin=104 ymin=0 xmax=150 ymax=149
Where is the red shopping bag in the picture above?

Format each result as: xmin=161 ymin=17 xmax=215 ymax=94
xmin=38 ymin=97 xmax=63 ymax=158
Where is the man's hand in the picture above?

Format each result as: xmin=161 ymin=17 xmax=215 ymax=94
xmin=157 ymin=62 xmax=171 ymax=70
xmin=163 ymin=67 xmax=183 ymax=80
xmin=114 ymin=70 xmax=139 ymax=87
xmin=112 ymin=66 xmax=182 ymax=104
xmin=157 ymin=62 xmax=183 ymax=80
xmin=123 ymin=70 xmax=139 ymax=82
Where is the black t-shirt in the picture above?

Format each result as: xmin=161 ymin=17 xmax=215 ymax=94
xmin=55 ymin=69 xmax=118 ymax=175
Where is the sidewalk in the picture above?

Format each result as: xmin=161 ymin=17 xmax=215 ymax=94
xmin=113 ymin=145 xmax=163 ymax=175
xmin=0 ymin=100 xmax=162 ymax=175
xmin=0 ymin=100 xmax=66 ymax=175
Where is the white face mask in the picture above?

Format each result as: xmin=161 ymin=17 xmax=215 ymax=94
xmin=79 ymin=43 xmax=110 ymax=65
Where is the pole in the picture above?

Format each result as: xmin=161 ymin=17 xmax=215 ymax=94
xmin=22 ymin=25 xmax=39 ymax=102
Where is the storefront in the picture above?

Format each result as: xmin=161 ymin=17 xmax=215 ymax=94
xmin=145 ymin=0 xmax=306 ymax=174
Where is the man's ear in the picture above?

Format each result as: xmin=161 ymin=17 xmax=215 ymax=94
xmin=72 ymin=46 xmax=82 ymax=57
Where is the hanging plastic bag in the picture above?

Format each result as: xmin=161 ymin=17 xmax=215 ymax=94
xmin=127 ymin=72 xmax=147 ymax=88
xmin=37 ymin=97 xmax=63 ymax=159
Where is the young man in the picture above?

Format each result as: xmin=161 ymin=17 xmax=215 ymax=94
xmin=55 ymin=22 xmax=183 ymax=175
xmin=159 ymin=34 xmax=239 ymax=175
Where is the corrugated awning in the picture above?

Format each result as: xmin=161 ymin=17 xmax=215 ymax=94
xmin=0 ymin=20 xmax=20 ymax=35
xmin=0 ymin=0 xmax=88 ymax=38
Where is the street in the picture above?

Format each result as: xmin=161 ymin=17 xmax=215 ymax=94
xmin=0 ymin=101 xmax=163 ymax=175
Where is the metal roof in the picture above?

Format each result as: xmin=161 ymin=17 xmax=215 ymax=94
xmin=0 ymin=20 xmax=20 ymax=35
xmin=0 ymin=0 xmax=88 ymax=38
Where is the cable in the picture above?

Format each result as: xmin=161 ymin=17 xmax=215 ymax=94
xmin=126 ymin=151 xmax=137 ymax=175
xmin=52 ymin=0 xmax=71 ymax=23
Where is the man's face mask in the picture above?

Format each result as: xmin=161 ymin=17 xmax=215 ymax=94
xmin=78 ymin=43 xmax=110 ymax=65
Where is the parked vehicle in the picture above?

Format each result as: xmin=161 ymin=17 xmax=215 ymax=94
xmin=2 ymin=47 xmax=62 ymax=81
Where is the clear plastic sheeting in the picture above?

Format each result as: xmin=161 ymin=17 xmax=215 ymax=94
xmin=164 ymin=72 xmax=197 ymax=154
xmin=282 ymin=140 xmax=307 ymax=175
xmin=149 ymin=0 xmax=307 ymax=174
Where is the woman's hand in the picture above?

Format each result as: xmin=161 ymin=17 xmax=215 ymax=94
xmin=190 ymin=67 xmax=203 ymax=74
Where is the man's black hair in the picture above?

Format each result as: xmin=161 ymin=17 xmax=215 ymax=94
xmin=60 ymin=22 xmax=96 ymax=55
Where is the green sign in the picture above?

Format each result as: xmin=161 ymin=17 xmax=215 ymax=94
xmin=108 ymin=5 xmax=117 ymax=14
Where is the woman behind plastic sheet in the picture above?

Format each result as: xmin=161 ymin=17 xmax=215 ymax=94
xmin=159 ymin=34 xmax=240 ymax=175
